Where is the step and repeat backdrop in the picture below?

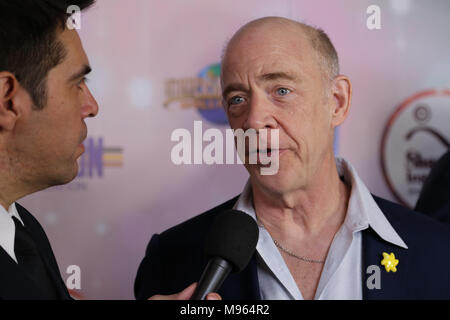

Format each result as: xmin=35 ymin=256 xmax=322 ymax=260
xmin=19 ymin=0 xmax=450 ymax=299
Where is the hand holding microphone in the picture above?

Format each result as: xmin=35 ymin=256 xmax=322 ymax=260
xmin=148 ymin=282 xmax=221 ymax=300
xmin=147 ymin=209 xmax=258 ymax=300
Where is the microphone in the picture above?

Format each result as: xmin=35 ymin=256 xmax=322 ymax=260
xmin=191 ymin=209 xmax=259 ymax=300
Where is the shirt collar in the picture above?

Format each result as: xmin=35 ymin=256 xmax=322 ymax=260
xmin=234 ymin=180 xmax=254 ymax=218
xmin=234 ymin=157 xmax=408 ymax=250
xmin=0 ymin=202 xmax=25 ymax=227
xmin=336 ymin=158 xmax=407 ymax=249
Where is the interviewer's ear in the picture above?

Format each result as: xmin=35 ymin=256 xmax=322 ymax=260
xmin=330 ymin=75 xmax=352 ymax=128
xmin=0 ymin=72 xmax=21 ymax=131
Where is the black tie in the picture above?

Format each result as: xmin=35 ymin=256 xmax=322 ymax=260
xmin=12 ymin=216 xmax=58 ymax=299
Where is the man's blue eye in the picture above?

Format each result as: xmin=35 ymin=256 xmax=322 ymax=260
xmin=229 ymin=96 xmax=244 ymax=105
xmin=276 ymin=88 xmax=291 ymax=96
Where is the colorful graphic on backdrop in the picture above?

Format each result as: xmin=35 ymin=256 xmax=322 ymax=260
xmin=78 ymin=137 xmax=124 ymax=178
xmin=164 ymin=63 xmax=227 ymax=124
xmin=381 ymin=90 xmax=450 ymax=208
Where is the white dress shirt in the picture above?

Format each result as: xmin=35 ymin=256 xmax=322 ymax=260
xmin=0 ymin=202 xmax=25 ymax=263
xmin=234 ymin=157 xmax=408 ymax=300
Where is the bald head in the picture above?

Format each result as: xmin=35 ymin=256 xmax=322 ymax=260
xmin=222 ymin=17 xmax=339 ymax=84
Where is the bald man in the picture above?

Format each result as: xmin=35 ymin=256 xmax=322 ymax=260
xmin=135 ymin=17 xmax=450 ymax=300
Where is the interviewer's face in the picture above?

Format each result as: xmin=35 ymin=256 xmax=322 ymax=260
xmin=221 ymin=24 xmax=336 ymax=195
xmin=14 ymin=29 xmax=98 ymax=189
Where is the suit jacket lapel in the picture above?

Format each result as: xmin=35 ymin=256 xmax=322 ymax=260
xmin=362 ymin=227 xmax=410 ymax=299
xmin=16 ymin=205 xmax=70 ymax=300
xmin=0 ymin=246 xmax=48 ymax=299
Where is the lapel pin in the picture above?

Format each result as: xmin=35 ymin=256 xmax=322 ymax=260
xmin=381 ymin=252 xmax=399 ymax=272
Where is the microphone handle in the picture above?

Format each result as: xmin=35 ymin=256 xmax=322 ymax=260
xmin=191 ymin=257 xmax=232 ymax=300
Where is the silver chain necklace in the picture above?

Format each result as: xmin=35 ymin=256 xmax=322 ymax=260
xmin=257 ymin=219 xmax=325 ymax=264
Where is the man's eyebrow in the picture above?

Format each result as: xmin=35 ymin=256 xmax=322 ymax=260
xmin=222 ymin=72 xmax=299 ymax=97
xmin=68 ymin=64 xmax=92 ymax=82
xmin=258 ymin=72 xmax=299 ymax=82
xmin=222 ymin=83 xmax=247 ymax=98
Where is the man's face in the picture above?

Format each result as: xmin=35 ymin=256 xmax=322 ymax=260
xmin=221 ymin=23 xmax=336 ymax=195
xmin=14 ymin=28 xmax=98 ymax=189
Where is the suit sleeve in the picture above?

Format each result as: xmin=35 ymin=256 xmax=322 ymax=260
xmin=134 ymin=234 xmax=163 ymax=300
xmin=415 ymin=150 xmax=450 ymax=217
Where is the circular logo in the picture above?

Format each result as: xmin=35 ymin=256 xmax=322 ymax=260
xmin=197 ymin=64 xmax=228 ymax=125
xmin=381 ymin=90 xmax=450 ymax=208
xmin=413 ymin=104 xmax=431 ymax=123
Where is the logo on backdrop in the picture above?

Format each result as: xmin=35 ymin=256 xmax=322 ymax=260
xmin=381 ymin=90 xmax=450 ymax=208
xmin=164 ymin=63 xmax=228 ymax=125
xmin=78 ymin=137 xmax=124 ymax=178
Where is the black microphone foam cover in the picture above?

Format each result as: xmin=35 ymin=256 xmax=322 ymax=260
xmin=205 ymin=209 xmax=259 ymax=273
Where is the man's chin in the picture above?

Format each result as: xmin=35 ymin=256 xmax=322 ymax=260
xmin=30 ymin=163 xmax=80 ymax=193
xmin=250 ymin=167 xmax=303 ymax=194
xmin=55 ymin=163 xmax=80 ymax=186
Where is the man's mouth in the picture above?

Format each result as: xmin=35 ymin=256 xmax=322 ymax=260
xmin=245 ymin=148 xmax=284 ymax=165
xmin=258 ymin=148 xmax=274 ymax=156
xmin=78 ymin=143 xmax=85 ymax=154
xmin=250 ymin=148 xmax=283 ymax=154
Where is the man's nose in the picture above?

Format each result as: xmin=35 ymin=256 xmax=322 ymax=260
xmin=243 ymin=91 xmax=277 ymax=131
xmin=81 ymin=85 xmax=99 ymax=118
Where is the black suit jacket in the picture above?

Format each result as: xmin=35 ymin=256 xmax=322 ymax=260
xmin=0 ymin=203 xmax=70 ymax=300
xmin=415 ymin=149 xmax=450 ymax=228
xmin=135 ymin=195 xmax=450 ymax=300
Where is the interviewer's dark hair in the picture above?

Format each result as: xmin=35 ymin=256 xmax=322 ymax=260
xmin=0 ymin=0 xmax=95 ymax=108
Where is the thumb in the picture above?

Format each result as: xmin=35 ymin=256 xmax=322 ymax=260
xmin=176 ymin=282 xmax=198 ymax=300
xmin=148 ymin=282 xmax=197 ymax=300
xmin=206 ymin=292 xmax=222 ymax=300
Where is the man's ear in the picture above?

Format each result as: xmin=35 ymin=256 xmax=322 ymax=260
xmin=330 ymin=75 xmax=352 ymax=128
xmin=0 ymin=72 xmax=22 ymax=131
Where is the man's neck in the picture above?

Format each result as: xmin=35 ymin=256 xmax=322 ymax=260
xmin=251 ymin=157 xmax=350 ymax=238
xmin=0 ymin=172 xmax=37 ymax=211
xmin=0 ymin=194 xmax=16 ymax=212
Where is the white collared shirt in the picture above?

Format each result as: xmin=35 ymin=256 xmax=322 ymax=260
xmin=0 ymin=202 xmax=25 ymax=263
xmin=234 ymin=157 xmax=408 ymax=300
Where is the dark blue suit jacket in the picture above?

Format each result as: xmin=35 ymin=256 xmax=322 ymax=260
xmin=0 ymin=204 xmax=70 ymax=300
xmin=415 ymin=149 xmax=450 ymax=228
xmin=135 ymin=195 xmax=450 ymax=300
